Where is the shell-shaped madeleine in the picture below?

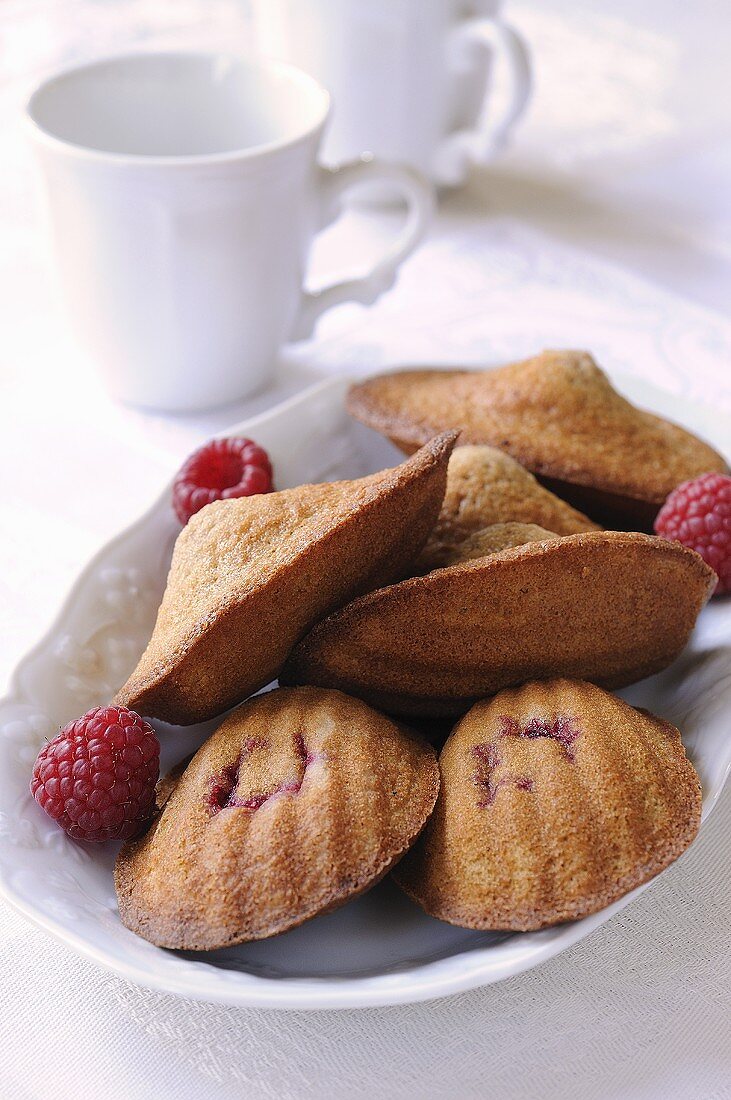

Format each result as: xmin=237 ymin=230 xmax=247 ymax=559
xmin=393 ymin=679 xmax=701 ymax=930
xmin=347 ymin=351 xmax=728 ymax=528
xmin=115 ymin=687 xmax=439 ymax=950
xmin=114 ymin=432 xmax=456 ymax=725
xmin=281 ymin=531 xmax=716 ymax=717
xmin=416 ymin=445 xmax=598 ymax=572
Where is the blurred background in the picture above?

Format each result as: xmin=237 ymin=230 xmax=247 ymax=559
xmin=4 ymin=0 xmax=731 ymax=315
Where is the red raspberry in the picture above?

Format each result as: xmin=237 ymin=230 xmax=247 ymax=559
xmin=30 ymin=706 xmax=160 ymax=843
xmin=172 ymin=437 xmax=273 ymax=525
xmin=654 ymin=472 xmax=731 ymax=594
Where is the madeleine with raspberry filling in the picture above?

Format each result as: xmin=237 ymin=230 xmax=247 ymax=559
xmin=115 ymin=687 xmax=439 ymax=950
xmin=393 ymin=679 xmax=701 ymax=931
xmin=115 ymin=432 xmax=455 ymax=725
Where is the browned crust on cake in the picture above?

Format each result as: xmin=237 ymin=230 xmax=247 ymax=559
xmin=281 ymin=532 xmax=716 ymax=717
xmin=346 ymin=351 xmax=728 ymax=520
xmin=154 ymin=754 xmax=192 ymax=809
xmin=115 ymin=687 xmax=440 ymax=950
xmin=114 ymin=432 xmax=456 ymax=726
xmin=415 ymin=445 xmax=598 ymax=571
xmin=421 ymin=522 xmax=557 ymax=568
xmin=392 ymin=679 xmax=702 ymax=930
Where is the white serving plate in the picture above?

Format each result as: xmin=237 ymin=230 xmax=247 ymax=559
xmin=1 ymin=373 xmax=729 ymax=1010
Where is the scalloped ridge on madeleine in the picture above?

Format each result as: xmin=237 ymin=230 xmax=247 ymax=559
xmin=392 ymin=679 xmax=701 ymax=930
xmin=281 ymin=530 xmax=716 ymax=717
xmin=115 ymin=687 xmax=439 ymax=950
xmin=114 ymin=432 xmax=456 ymax=725
xmin=416 ymin=444 xmax=598 ymax=572
xmin=347 ymin=350 xmax=728 ymax=527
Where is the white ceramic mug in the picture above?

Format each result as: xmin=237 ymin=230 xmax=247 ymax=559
xmin=252 ymin=0 xmax=532 ymax=189
xmin=26 ymin=52 xmax=434 ymax=412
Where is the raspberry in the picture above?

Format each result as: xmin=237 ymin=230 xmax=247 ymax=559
xmin=172 ymin=437 xmax=273 ymax=525
xmin=30 ymin=706 xmax=160 ymax=843
xmin=654 ymin=472 xmax=731 ymax=594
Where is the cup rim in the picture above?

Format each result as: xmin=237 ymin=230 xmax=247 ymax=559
xmin=25 ymin=50 xmax=332 ymax=167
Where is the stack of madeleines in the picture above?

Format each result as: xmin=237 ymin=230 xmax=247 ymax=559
xmin=114 ymin=351 xmax=727 ymax=951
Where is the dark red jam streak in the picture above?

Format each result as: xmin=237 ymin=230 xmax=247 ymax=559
xmin=471 ymin=714 xmax=581 ymax=808
xmin=208 ymin=733 xmax=319 ymax=814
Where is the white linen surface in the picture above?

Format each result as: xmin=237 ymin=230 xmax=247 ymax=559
xmin=0 ymin=785 xmax=729 ymax=1100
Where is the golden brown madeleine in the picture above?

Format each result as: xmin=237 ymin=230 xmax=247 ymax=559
xmin=416 ymin=445 xmax=598 ymax=571
xmin=393 ymin=679 xmax=702 ymax=930
xmin=115 ymin=687 xmax=439 ymax=950
xmin=281 ymin=531 xmax=716 ymax=717
xmin=421 ymin=521 xmax=557 ymax=568
xmin=114 ymin=432 xmax=456 ymax=725
xmin=347 ymin=351 xmax=728 ymax=528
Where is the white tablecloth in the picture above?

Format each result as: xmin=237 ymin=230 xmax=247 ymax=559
xmin=2 ymin=3 xmax=730 ymax=1098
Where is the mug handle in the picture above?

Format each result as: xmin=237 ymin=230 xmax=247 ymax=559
xmin=291 ymin=156 xmax=434 ymax=341
xmin=432 ymin=15 xmax=532 ymax=187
